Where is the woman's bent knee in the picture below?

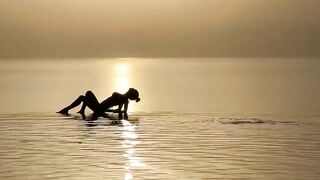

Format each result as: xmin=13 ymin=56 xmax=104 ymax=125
xmin=85 ymin=90 xmax=93 ymax=97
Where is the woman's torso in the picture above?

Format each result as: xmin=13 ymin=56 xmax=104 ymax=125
xmin=100 ymin=92 xmax=128 ymax=110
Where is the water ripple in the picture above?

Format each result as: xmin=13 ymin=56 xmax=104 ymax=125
xmin=0 ymin=112 xmax=319 ymax=179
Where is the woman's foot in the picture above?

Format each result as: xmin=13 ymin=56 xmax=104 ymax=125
xmin=77 ymin=110 xmax=85 ymax=115
xmin=57 ymin=108 xmax=69 ymax=115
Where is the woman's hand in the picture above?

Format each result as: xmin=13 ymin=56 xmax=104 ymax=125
xmin=118 ymin=112 xmax=123 ymax=120
xmin=124 ymin=113 xmax=128 ymax=120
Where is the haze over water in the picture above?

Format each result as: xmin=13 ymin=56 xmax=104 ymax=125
xmin=0 ymin=58 xmax=320 ymax=179
xmin=0 ymin=58 xmax=320 ymax=115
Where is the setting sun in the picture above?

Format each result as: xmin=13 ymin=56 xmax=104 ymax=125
xmin=114 ymin=63 xmax=130 ymax=94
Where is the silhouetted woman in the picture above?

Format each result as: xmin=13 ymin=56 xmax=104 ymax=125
xmin=57 ymin=88 xmax=140 ymax=120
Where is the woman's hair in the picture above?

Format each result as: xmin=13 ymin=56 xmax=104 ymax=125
xmin=127 ymin=88 xmax=140 ymax=102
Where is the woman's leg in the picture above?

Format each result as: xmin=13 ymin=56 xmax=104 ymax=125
xmin=57 ymin=91 xmax=101 ymax=115
xmin=78 ymin=91 xmax=101 ymax=114
xmin=57 ymin=95 xmax=85 ymax=114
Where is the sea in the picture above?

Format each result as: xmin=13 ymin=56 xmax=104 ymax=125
xmin=0 ymin=58 xmax=319 ymax=179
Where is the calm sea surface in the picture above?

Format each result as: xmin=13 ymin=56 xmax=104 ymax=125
xmin=0 ymin=58 xmax=319 ymax=179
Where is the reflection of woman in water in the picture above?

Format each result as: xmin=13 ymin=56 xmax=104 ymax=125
xmin=57 ymin=88 xmax=140 ymax=120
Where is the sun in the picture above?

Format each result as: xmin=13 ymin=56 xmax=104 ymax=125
xmin=114 ymin=64 xmax=130 ymax=94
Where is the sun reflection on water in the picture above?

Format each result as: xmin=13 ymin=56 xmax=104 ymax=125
xmin=121 ymin=120 xmax=145 ymax=180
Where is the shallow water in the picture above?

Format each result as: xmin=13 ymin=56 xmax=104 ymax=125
xmin=0 ymin=112 xmax=319 ymax=179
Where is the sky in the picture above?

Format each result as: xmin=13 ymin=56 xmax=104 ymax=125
xmin=0 ymin=0 xmax=320 ymax=59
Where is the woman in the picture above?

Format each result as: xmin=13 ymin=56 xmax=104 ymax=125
xmin=57 ymin=88 xmax=140 ymax=120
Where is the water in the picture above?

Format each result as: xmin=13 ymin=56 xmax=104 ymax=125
xmin=0 ymin=112 xmax=319 ymax=179
xmin=0 ymin=58 xmax=320 ymax=179
xmin=1 ymin=58 xmax=320 ymax=114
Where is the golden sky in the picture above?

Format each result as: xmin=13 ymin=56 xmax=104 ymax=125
xmin=0 ymin=0 xmax=319 ymax=58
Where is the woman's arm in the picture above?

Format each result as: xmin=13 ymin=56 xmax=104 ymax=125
xmin=123 ymin=102 xmax=128 ymax=120
xmin=105 ymin=103 xmax=128 ymax=120
xmin=117 ymin=104 xmax=123 ymax=119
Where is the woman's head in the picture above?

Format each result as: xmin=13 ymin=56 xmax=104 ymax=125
xmin=126 ymin=88 xmax=140 ymax=102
